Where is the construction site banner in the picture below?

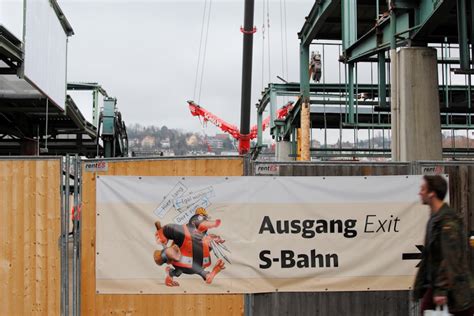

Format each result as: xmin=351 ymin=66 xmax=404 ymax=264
xmin=96 ymin=175 xmax=434 ymax=294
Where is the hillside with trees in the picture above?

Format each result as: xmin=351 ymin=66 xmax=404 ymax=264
xmin=127 ymin=123 xmax=237 ymax=155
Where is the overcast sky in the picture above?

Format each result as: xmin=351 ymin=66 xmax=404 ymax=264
xmin=57 ymin=0 xmax=315 ymax=136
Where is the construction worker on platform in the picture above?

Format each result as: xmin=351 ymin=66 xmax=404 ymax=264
xmin=309 ymin=51 xmax=322 ymax=83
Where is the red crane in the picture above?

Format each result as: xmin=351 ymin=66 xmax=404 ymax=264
xmin=187 ymin=100 xmax=293 ymax=154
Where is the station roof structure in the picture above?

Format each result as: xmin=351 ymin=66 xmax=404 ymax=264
xmin=0 ymin=1 xmax=100 ymax=156
xmin=259 ymin=1 xmax=474 ymax=143
xmin=298 ymin=0 xmax=459 ymax=46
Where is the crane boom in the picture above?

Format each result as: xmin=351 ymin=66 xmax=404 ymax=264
xmin=188 ymin=101 xmax=241 ymax=140
xmin=187 ymin=100 xmax=293 ymax=154
xmin=249 ymin=102 xmax=293 ymax=139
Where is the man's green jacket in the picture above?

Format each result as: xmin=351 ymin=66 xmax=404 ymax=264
xmin=413 ymin=203 xmax=474 ymax=312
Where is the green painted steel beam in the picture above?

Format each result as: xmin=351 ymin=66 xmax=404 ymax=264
xmin=410 ymin=0 xmax=457 ymax=41
xmin=300 ymin=44 xmax=310 ymax=102
xmin=342 ymin=0 xmax=459 ymax=62
xmin=471 ymin=0 xmax=474 ymax=67
xmin=65 ymin=96 xmax=97 ymax=138
xmin=257 ymin=111 xmax=263 ymax=148
xmin=344 ymin=13 xmax=410 ymax=63
xmin=390 ymin=10 xmax=397 ymax=50
xmin=343 ymin=123 xmax=391 ymax=128
xmin=457 ymin=0 xmax=470 ymax=70
xmin=299 ymin=0 xmax=458 ymax=62
xmin=378 ymin=53 xmax=387 ymax=107
xmin=347 ymin=63 xmax=355 ymax=124
xmin=67 ymin=82 xmax=108 ymax=97
xmin=309 ymin=100 xmax=380 ymax=106
xmin=340 ymin=123 xmax=474 ymax=129
xmin=291 ymin=126 xmax=297 ymax=157
xmin=258 ymin=82 xmax=473 ymax=111
xmin=261 ymin=82 xmax=474 ymax=94
xmin=298 ymin=0 xmax=339 ymax=47
xmin=342 ymin=0 xmax=357 ymax=50
xmin=269 ymin=87 xmax=277 ymax=129
xmin=392 ymin=0 xmax=420 ymax=10
xmin=101 ymin=98 xmax=117 ymax=158
xmin=265 ymin=84 xmax=474 ymax=140
xmin=92 ymin=90 xmax=99 ymax=129
xmin=469 ymin=0 xmax=474 ymax=68
xmin=271 ymin=98 xmax=302 ymax=142
xmin=102 ymin=98 xmax=116 ymax=137
xmin=67 ymin=82 xmax=109 ymax=129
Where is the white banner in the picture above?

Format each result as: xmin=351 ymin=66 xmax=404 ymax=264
xmin=96 ymin=175 xmax=436 ymax=294
xmin=24 ymin=0 xmax=67 ymax=109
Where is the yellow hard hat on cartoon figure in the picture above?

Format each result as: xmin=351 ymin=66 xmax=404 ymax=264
xmin=195 ymin=207 xmax=208 ymax=217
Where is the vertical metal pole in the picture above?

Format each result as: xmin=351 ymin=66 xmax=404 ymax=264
xmin=92 ymin=90 xmax=99 ymax=128
xmin=291 ymin=127 xmax=297 ymax=159
xmin=378 ymin=52 xmax=387 ymax=107
xmin=445 ymin=40 xmax=449 ymax=108
xmin=322 ymin=44 xmax=327 ymax=150
xmin=269 ymin=87 xmax=277 ymax=129
xmin=65 ymin=154 xmax=70 ymax=315
xmin=72 ymin=155 xmax=79 ymax=316
xmin=60 ymin=157 xmax=66 ymax=316
xmin=77 ymin=158 xmax=82 ymax=316
xmin=390 ymin=7 xmax=399 ymax=161
xmin=348 ymin=63 xmax=355 ymax=124
xmin=342 ymin=0 xmax=357 ymax=49
xmin=471 ymin=0 xmax=474 ymax=68
xmin=257 ymin=109 xmax=263 ymax=149
xmin=342 ymin=0 xmax=346 ymax=49
xmin=468 ymin=75 xmax=472 ymax=126
xmin=376 ymin=0 xmax=379 ymax=21
xmin=355 ymin=63 xmax=359 ymax=124
xmin=244 ymin=294 xmax=253 ymax=316
xmin=240 ymin=0 xmax=256 ymax=153
xmin=457 ymin=0 xmax=470 ymax=70
xmin=104 ymin=141 xmax=112 ymax=158
xmin=45 ymin=98 xmax=49 ymax=151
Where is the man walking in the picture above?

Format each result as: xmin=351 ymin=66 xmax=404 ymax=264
xmin=413 ymin=175 xmax=474 ymax=315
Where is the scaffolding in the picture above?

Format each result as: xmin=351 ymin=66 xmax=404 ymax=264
xmin=254 ymin=1 xmax=474 ymax=161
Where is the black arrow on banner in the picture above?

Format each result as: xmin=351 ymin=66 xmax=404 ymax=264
xmin=402 ymin=245 xmax=424 ymax=267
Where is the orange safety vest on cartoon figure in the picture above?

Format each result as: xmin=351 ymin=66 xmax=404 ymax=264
xmin=173 ymin=225 xmax=211 ymax=269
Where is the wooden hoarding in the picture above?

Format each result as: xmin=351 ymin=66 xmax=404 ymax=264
xmin=0 ymin=158 xmax=61 ymax=315
xmin=81 ymin=157 xmax=244 ymax=315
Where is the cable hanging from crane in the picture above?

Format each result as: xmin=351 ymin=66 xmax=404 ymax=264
xmin=266 ymin=0 xmax=272 ymax=84
xmin=198 ymin=0 xmax=213 ymax=105
xmin=261 ymin=0 xmax=266 ymax=91
xmin=193 ymin=0 xmax=208 ymax=102
xmin=193 ymin=0 xmax=213 ymax=105
xmin=283 ymin=0 xmax=288 ymax=82
xmin=279 ymin=0 xmax=287 ymax=82
xmin=191 ymin=0 xmax=213 ymax=153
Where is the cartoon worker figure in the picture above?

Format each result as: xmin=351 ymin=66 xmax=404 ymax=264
xmin=153 ymin=207 xmax=228 ymax=286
